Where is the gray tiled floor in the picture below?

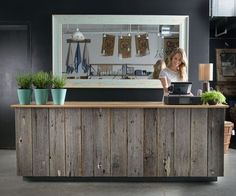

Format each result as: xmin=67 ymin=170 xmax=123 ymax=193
xmin=0 ymin=149 xmax=236 ymax=196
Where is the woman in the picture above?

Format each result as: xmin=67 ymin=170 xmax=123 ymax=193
xmin=148 ymin=59 xmax=166 ymax=79
xmin=159 ymin=48 xmax=188 ymax=95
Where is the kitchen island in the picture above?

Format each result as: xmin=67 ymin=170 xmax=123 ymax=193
xmin=11 ymin=102 xmax=227 ymax=181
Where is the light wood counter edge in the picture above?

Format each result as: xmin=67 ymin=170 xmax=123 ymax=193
xmin=11 ymin=102 xmax=229 ymax=109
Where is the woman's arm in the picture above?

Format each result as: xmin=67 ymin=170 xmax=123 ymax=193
xmin=159 ymin=77 xmax=169 ymax=93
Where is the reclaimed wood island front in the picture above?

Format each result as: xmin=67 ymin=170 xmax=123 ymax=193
xmin=11 ymin=102 xmax=227 ymax=181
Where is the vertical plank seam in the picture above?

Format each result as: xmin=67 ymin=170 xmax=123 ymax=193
xmin=109 ymin=108 xmax=111 ymax=176
xmin=207 ymin=108 xmax=209 ymax=176
xmin=189 ymin=108 xmax=192 ymax=176
xmin=142 ymin=108 xmax=144 ymax=176
xmin=124 ymin=108 xmax=128 ymax=176
xmin=126 ymin=109 xmax=129 ymax=176
xmin=80 ymin=109 xmax=82 ymax=175
xmin=110 ymin=109 xmax=113 ymax=176
xmin=48 ymin=108 xmax=50 ymax=176
xmin=63 ymin=109 xmax=66 ymax=176
xmin=30 ymin=108 xmax=33 ymax=176
xmin=222 ymin=109 xmax=225 ymax=175
xmin=172 ymin=109 xmax=174 ymax=176
xmin=15 ymin=109 xmax=18 ymax=175
xmin=156 ymin=108 xmax=159 ymax=176
xmin=190 ymin=109 xmax=192 ymax=176
xmin=64 ymin=109 xmax=67 ymax=176
xmin=172 ymin=108 xmax=175 ymax=176
xmin=79 ymin=108 xmax=82 ymax=176
xmin=32 ymin=109 xmax=35 ymax=176
xmin=93 ymin=108 xmax=95 ymax=176
xmin=143 ymin=108 xmax=146 ymax=176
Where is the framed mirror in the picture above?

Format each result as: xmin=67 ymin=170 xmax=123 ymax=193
xmin=53 ymin=15 xmax=189 ymax=88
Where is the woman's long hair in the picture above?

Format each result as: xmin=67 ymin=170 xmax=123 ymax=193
xmin=152 ymin=59 xmax=166 ymax=79
xmin=167 ymin=48 xmax=188 ymax=80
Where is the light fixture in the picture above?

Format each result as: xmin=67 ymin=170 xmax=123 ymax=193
xmin=72 ymin=28 xmax=85 ymax=41
xmin=198 ymin=63 xmax=213 ymax=92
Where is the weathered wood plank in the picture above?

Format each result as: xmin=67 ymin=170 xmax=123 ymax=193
xmin=32 ymin=109 xmax=49 ymax=176
xmin=65 ymin=109 xmax=82 ymax=176
xmin=81 ymin=109 xmax=95 ymax=176
xmin=14 ymin=105 xmax=226 ymax=179
xmin=190 ymin=109 xmax=208 ymax=176
xmin=157 ymin=108 xmax=174 ymax=176
xmin=127 ymin=109 xmax=144 ymax=176
xmin=207 ymin=108 xmax=225 ymax=177
xmin=174 ymin=109 xmax=191 ymax=176
xmin=111 ymin=109 xmax=127 ymax=176
xmin=143 ymin=109 xmax=157 ymax=176
xmin=93 ymin=109 xmax=111 ymax=176
xmin=49 ymin=109 xmax=65 ymax=176
xmin=15 ymin=108 xmax=32 ymax=176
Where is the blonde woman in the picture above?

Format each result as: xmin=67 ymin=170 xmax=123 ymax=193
xmin=148 ymin=59 xmax=166 ymax=79
xmin=159 ymin=48 xmax=188 ymax=95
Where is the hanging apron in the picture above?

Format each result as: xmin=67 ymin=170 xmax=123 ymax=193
xmin=82 ymin=43 xmax=90 ymax=73
xmin=66 ymin=43 xmax=74 ymax=74
xmin=74 ymin=43 xmax=81 ymax=73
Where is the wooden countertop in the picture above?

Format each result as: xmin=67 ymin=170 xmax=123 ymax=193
xmin=11 ymin=102 xmax=228 ymax=109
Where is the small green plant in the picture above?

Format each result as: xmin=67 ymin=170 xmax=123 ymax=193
xmin=32 ymin=71 xmax=52 ymax=89
xmin=52 ymin=75 xmax=67 ymax=89
xmin=201 ymin=90 xmax=226 ymax=104
xmin=16 ymin=73 xmax=32 ymax=89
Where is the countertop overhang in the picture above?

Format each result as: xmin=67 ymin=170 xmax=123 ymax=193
xmin=11 ymin=102 xmax=229 ymax=109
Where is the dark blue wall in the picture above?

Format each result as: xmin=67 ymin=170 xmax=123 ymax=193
xmin=0 ymin=0 xmax=209 ymax=148
xmin=0 ymin=0 xmax=209 ymax=94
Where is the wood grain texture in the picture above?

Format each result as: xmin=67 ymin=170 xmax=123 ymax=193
xmin=127 ymin=109 xmax=144 ymax=176
xmin=93 ymin=109 xmax=111 ymax=176
xmin=65 ymin=109 xmax=82 ymax=176
xmin=49 ymin=109 xmax=65 ymax=176
xmin=81 ymin=109 xmax=95 ymax=176
xmin=207 ymin=108 xmax=225 ymax=177
xmin=111 ymin=109 xmax=127 ymax=176
xmin=143 ymin=109 xmax=157 ymax=176
xmin=32 ymin=109 xmax=49 ymax=176
xmin=157 ymin=109 xmax=174 ymax=176
xmin=15 ymin=108 xmax=32 ymax=176
xmin=190 ymin=109 xmax=208 ymax=176
xmin=14 ymin=107 xmax=225 ymax=178
xmin=174 ymin=109 xmax=191 ymax=176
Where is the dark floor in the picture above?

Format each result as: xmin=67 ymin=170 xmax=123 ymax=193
xmin=0 ymin=149 xmax=236 ymax=196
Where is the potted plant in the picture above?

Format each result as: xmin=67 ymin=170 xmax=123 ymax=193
xmin=201 ymin=90 xmax=226 ymax=105
xmin=16 ymin=73 xmax=32 ymax=105
xmin=51 ymin=75 xmax=67 ymax=105
xmin=32 ymin=71 xmax=52 ymax=105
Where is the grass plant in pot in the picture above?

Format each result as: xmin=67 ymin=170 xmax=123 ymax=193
xmin=51 ymin=75 xmax=67 ymax=105
xmin=32 ymin=71 xmax=51 ymax=105
xmin=201 ymin=90 xmax=226 ymax=105
xmin=16 ymin=73 xmax=32 ymax=105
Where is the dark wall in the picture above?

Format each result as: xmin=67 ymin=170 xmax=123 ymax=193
xmin=210 ymin=17 xmax=236 ymax=82
xmin=0 ymin=0 xmax=209 ymax=94
xmin=0 ymin=0 xmax=209 ymax=148
xmin=0 ymin=25 xmax=30 ymax=148
xmin=210 ymin=17 xmax=236 ymax=149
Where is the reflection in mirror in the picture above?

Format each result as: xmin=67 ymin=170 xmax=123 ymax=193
xmin=53 ymin=15 xmax=189 ymax=88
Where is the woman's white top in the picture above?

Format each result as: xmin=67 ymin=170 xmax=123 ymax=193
xmin=159 ymin=67 xmax=185 ymax=86
xmin=159 ymin=67 xmax=187 ymax=98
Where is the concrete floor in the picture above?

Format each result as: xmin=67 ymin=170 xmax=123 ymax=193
xmin=0 ymin=149 xmax=236 ymax=196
